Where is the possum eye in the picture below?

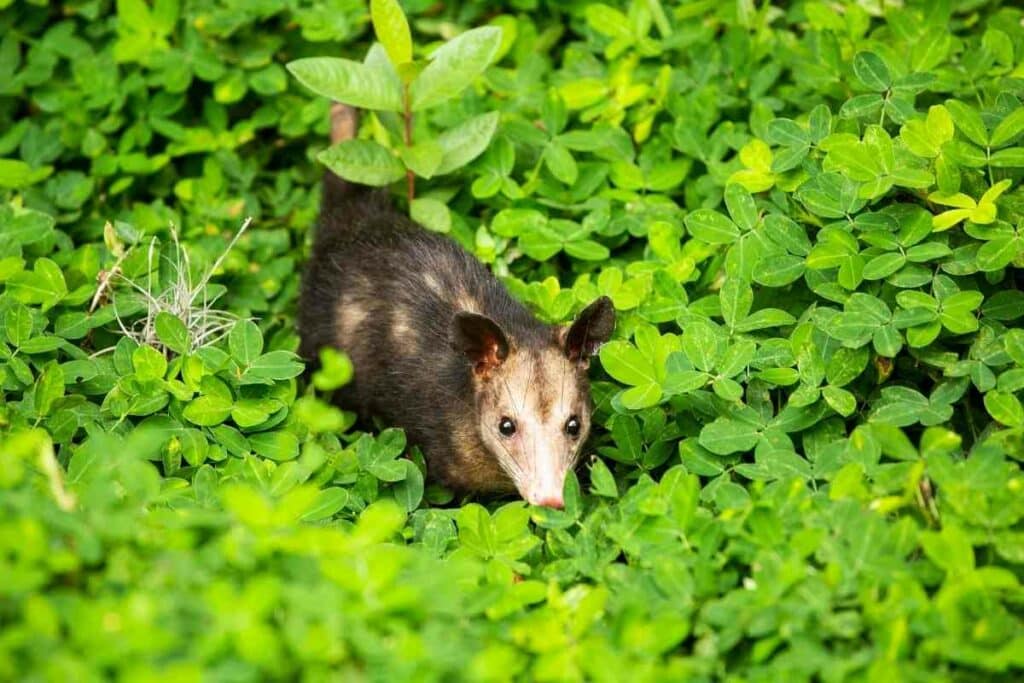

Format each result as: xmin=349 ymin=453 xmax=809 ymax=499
xmin=498 ymin=417 xmax=517 ymax=437
xmin=565 ymin=416 xmax=581 ymax=438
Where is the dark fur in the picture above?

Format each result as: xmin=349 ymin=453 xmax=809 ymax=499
xmin=299 ymin=106 xmax=615 ymax=499
xmin=299 ymin=183 xmax=562 ymax=494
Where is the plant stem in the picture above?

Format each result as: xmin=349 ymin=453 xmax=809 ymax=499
xmin=404 ymin=84 xmax=415 ymax=201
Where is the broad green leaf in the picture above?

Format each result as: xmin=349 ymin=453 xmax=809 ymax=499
xmin=984 ymin=390 xmax=1024 ymax=427
xmin=945 ymin=99 xmax=988 ymax=146
xmin=287 ymin=57 xmax=403 ymax=111
xmin=766 ymin=118 xmax=809 ymax=147
xmin=133 ymin=345 xmax=167 ymax=382
xmin=564 ymin=239 xmax=609 ymax=261
xmin=436 ymin=111 xmax=500 ymax=175
xmin=724 ymin=183 xmax=758 ymax=231
xmin=862 ymin=252 xmax=906 ymax=280
xmin=699 ymin=418 xmax=760 ymax=455
xmin=921 ymin=524 xmax=975 ymax=576
xmin=599 ymin=341 xmax=657 ymax=386
xmin=400 ymin=140 xmax=444 ymax=179
xmin=410 ymin=197 xmax=452 ymax=233
xmin=183 ymin=395 xmax=233 ymax=427
xmin=852 ymin=51 xmax=891 ymax=91
xmin=318 ymin=140 xmax=406 ymax=186
xmin=250 ymin=430 xmax=300 ymax=462
xmin=588 ymin=458 xmax=618 ymax=498
xmin=229 ymin=320 xmax=263 ymax=365
xmin=684 ymin=209 xmax=740 ymax=244
xmin=301 ymin=487 xmax=350 ymax=521
xmin=754 ymin=254 xmax=805 ymax=286
xmin=720 ymin=278 xmax=752 ymax=329
xmin=155 ymin=312 xmax=189 ymax=354
xmin=990 ymin=106 xmax=1024 ymax=148
xmin=371 ymin=0 xmax=412 ymax=67
xmin=34 ymin=361 xmax=65 ymax=417
xmin=392 ymin=460 xmax=424 ymax=511
xmin=241 ymin=351 xmax=305 ymax=385
xmin=4 ymin=303 xmax=32 ymax=347
xmin=977 ymin=237 xmax=1020 ymax=271
xmin=410 ymin=26 xmax=502 ymax=111
xmin=544 ymin=141 xmax=578 ymax=185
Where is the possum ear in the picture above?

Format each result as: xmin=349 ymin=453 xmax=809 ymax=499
xmin=564 ymin=296 xmax=615 ymax=362
xmin=452 ymin=312 xmax=509 ymax=377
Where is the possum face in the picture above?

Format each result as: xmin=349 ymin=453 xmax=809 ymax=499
xmin=452 ymin=297 xmax=615 ymax=508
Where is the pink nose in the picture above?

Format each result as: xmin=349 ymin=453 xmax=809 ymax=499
xmin=530 ymin=494 xmax=564 ymax=509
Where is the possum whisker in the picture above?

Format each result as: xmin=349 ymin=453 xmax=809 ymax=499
xmin=500 ymin=377 xmax=521 ymax=420
xmin=484 ymin=424 xmax=527 ymax=482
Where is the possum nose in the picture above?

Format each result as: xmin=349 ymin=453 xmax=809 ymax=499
xmin=529 ymin=492 xmax=564 ymax=509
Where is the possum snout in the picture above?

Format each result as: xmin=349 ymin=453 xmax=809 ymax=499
xmin=524 ymin=475 xmax=565 ymax=509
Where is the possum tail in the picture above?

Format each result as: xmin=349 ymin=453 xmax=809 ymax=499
xmin=320 ymin=102 xmax=361 ymax=210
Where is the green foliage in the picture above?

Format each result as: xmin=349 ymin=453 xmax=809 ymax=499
xmin=287 ymin=0 xmax=503 ymax=204
xmin=2 ymin=0 xmax=1024 ymax=680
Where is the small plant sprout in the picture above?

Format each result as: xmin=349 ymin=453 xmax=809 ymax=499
xmin=287 ymin=0 xmax=503 ymax=218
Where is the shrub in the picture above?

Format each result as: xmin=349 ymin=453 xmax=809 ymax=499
xmin=1 ymin=0 xmax=1023 ymax=679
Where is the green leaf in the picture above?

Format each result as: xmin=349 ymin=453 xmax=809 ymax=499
xmin=680 ymin=322 xmax=720 ymax=372
xmin=392 ymin=460 xmax=424 ymax=511
xmin=823 ymin=385 xmax=857 ymax=416
xmin=754 ymin=254 xmax=805 ymax=286
xmin=766 ymin=118 xmax=810 ymax=147
xmin=723 ymin=183 xmax=758 ymax=231
xmin=990 ymin=106 xmax=1024 ymax=148
xmin=132 ymin=345 xmax=167 ymax=382
xmin=241 ymin=351 xmax=305 ymax=385
xmin=250 ymin=430 xmax=300 ymax=462
xmin=155 ymin=312 xmax=189 ymax=354
xmin=720 ymin=278 xmax=752 ymax=329
xmin=410 ymin=198 xmax=452 ymax=233
xmin=318 ymin=139 xmax=406 ymax=187
xmin=301 ymin=487 xmax=350 ymax=522
xmin=599 ymin=341 xmax=657 ymax=386
xmin=852 ymin=51 xmax=891 ymax=91
xmin=684 ymin=209 xmax=740 ymax=244
xmin=945 ymin=99 xmax=988 ymax=146
xmin=862 ymin=252 xmax=906 ymax=280
xmin=699 ymin=418 xmax=760 ymax=455
xmin=0 ymin=158 xmax=52 ymax=188
xmin=34 ymin=361 xmax=65 ymax=417
xmin=921 ymin=524 xmax=974 ymax=576
xmin=620 ymin=383 xmax=662 ymax=409
xmin=544 ymin=141 xmax=578 ymax=185
xmin=400 ymin=140 xmax=444 ymax=179
xmin=229 ymin=320 xmax=263 ymax=365
xmin=589 ymin=458 xmax=618 ymax=498
xmin=4 ymin=205 xmax=55 ymax=245
xmin=183 ymin=395 xmax=233 ymax=427
xmin=840 ymin=93 xmax=883 ymax=120
xmin=370 ymin=0 xmax=412 ymax=67
xmin=436 ymin=111 xmax=500 ymax=175
xmin=984 ymin=390 xmax=1024 ymax=427
xmin=410 ymin=26 xmax=503 ymax=111
xmin=287 ymin=57 xmax=402 ymax=111
xmin=7 ymin=257 xmax=67 ymax=311
xmin=564 ymin=239 xmax=609 ymax=261
xmin=4 ymin=303 xmax=32 ymax=347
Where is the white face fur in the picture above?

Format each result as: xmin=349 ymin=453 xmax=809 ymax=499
xmin=452 ymin=297 xmax=615 ymax=508
xmin=476 ymin=347 xmax=591 ymax=508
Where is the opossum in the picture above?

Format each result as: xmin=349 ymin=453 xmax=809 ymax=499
xmin=298 ymin=105 xmax=615 ymax=508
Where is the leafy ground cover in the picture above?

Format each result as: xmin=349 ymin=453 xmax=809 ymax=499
xmin=3 ymin=0 xmax=1024 ymax=680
